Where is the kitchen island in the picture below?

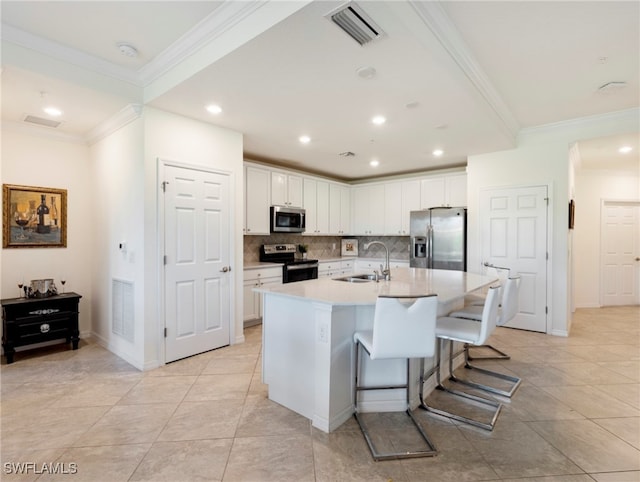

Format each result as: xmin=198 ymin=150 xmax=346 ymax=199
xmin=256 ymin=268 xmax=497 ymax=433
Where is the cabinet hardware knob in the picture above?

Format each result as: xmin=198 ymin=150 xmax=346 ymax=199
xmin=40 ymin=323 xmax=50 ymax=333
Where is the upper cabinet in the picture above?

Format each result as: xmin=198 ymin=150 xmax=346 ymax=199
xmin=420 ymin=173 xmax=467 ymax=209
xmin=329 ymin=183 xmax=350 ymax=235
xmin=303 ymin=178 xmax=329 ymax=235
xmin=352 ymin=184 xmax=385 ymax=235
xmin=244 ymin=166 xmax=270 ymax=235
xmin=271 ymin=172 xmax=303 ymax=208
xmin=384 ymin=180 xmax=421 ymax=235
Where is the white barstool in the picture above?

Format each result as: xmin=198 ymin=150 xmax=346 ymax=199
xmin=447 ymin=276 xmax=522 ymax=398
xmin=463 ymin=265 xmax=512 ymax=360
xmin=353 ymin=294 xmax=438 ymax=461
xmin=420 ymin=286 xmax=503 ymax=431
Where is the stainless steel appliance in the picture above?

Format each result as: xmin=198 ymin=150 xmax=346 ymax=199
xmin=260 ymin=244 xmax=318 ymax=283
xmin=410 ymin=207 xmax=467 ymax=271
xmin=270 ymin=206 xmax=306 ymax=233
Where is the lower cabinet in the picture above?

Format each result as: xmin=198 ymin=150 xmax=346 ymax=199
xmin=319 ymin=260 xmax=354 ymax=278
xmin=243 ymin=267 xmax=282 ymax=324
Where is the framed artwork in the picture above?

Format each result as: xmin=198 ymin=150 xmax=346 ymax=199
xmin=341 ymin=238 xmax=358 ymax=257
xmin=3 ymin=184 xmax=67 ymax=248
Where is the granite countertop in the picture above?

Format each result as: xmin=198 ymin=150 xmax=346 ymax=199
xmin=255 ymin=267 xmax=496 ymax=306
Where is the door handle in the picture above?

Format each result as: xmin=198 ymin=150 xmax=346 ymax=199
xmin=220 ymin=266 xmax=231 ymax=273
xmin=636 ymin=257 xmax=640 ymax=262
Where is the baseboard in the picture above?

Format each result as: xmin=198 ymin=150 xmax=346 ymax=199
xmin=90 ymin=331 xmax=144 ymax=371
xmin=575 ymin=302 xmax=601 ymax=309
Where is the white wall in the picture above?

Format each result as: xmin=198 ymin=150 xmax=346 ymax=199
xmin=89 ymin=117 xmax=145 ymax=368
xmin=467 ymin=141 xmax=570 ymax=336
xmin=1 ymin=127 xmax=93 ymax=334
xmin=574 ymin=167 xmax=640 ymax=307
xmin=143 ymin=107 xmax=244 ymax=368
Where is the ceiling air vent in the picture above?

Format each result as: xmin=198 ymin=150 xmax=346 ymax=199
xmin=24 ymin=115 xmax=61 ymax=128
xmin=327 ymin=2 xmax=384 ymax=46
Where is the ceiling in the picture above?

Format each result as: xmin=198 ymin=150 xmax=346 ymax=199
xmin=1 ymin=1 xmax=638 ymax=181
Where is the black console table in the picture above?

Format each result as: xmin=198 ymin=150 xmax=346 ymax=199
xmin=1 ymin=292 xmax=81 ymax=364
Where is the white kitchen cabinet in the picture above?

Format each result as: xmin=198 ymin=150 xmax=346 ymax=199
xmin=271 ymin=172 xmax=303 ymax=207
xmin=318 ymin=260 xmax=341 ymax=278
xmin=244 ymin=166 xmax=271 ymax=235
xmin=384 ymin=180 xmax=420 ymax=235
xmin=243 ymin=266 xmax=282 ymax=323
xmin=303 ymin=178 xmax=329 ymax=234
xmin=340 ymin=259 xmax=354 ymax=274
xmin=420 ymin=173 xmax=467 ymax=209
xmin=329 ymin=183 xmax=351 ymax=235
xmin=351 ymin=184 xmax=385 ymax=235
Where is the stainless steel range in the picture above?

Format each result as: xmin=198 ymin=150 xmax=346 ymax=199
xmin=260 ymin=244 xmax=319 ymax=283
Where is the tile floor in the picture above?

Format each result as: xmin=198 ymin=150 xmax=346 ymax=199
xmin=1 ymin=306 xmax=639 ymax=481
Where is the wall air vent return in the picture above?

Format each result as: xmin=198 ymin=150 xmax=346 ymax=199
xmin=112 ymin=278 xmax=135 ymax=343
xmin=327 ymin=2 xmax=384 ymax=46
xmin=23 ymin=115 xmax=62 ymax=128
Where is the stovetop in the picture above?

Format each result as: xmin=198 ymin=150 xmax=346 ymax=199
xmin=260 ymin=244 xmax=318 ymax=265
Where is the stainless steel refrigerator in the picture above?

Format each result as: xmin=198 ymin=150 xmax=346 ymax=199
xmin=410 ymin=207 xmax=467 ymax=271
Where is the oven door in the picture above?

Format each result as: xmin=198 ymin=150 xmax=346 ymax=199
xmin=283 ymin=262 xmax=318 ymax=283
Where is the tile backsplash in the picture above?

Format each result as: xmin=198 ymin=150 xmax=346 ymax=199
xmin=244 ymin=235 xmax=410 ymax=263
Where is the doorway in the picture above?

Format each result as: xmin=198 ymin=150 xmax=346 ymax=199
xmin=162 ymin=162 xmax=232 ymax=363
xmin=480 ymin=185 xmax=549 ymax=333
xmin=600 ymin=200 xmax=640 ymax=306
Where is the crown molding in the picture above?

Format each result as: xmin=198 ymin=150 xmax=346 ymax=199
xmin=86 ymin=104 xmax=143 ymax=145
xmin=1 ymin=23 xmax=141 ymax=86
xmin=137 ymin=1 xmax=267 ymax=86
xmin=517 ymin=107 xmax=640 ymax=145
xmin=408 ymin=1 xmax=520 ymax=141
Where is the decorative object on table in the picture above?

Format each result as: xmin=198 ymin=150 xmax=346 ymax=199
xmin=341 ymin=238 xmax=358 ymax=257
xmin=3 ymin=184 xmax=67 ymax=248
xmin=27 ymin=279 xmax=58 ymax=298
xmin=298 ymin=243 xmax=308 ymax=259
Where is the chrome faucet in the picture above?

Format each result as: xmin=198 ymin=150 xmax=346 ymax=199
xmin=364 ymin=241 xmax=391 ymax=280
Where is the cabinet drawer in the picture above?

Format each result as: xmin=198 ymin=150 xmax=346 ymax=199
xmin=244 ymin=267 xmax=283 ymax=281
xmin=10 ymin=314 xmax=74 ymax=343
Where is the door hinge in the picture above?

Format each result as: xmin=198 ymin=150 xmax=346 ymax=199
xmin=164 ymin=255 xmax=168 ymax=265
xmin=545 ymin=306 xmax=548 ymax=314
xmin=546 ymin=252 xmax=549 ymax=260
xmin=161 ymin=181 xmax=169 ymax=192
xmin=544 ymin=197 xmax=549 ymax=205
xmin=164 ymin=327 xmax=167 ymax=338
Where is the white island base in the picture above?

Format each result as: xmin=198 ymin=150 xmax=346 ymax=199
xmin=259 ymin=268 xmax=497 ymax=433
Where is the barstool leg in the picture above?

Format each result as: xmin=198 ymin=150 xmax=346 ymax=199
xmin=420 ymin=339 xmax=502 ymax=431
xmin=354 ymin=342 xmax=437 ymax=460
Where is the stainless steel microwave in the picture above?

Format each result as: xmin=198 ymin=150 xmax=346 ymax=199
xmin=270 ymin=206 xmax=306 ymax=233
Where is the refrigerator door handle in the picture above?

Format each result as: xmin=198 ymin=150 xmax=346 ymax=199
xmin=427 ymin=224 xmax=433 ymax=269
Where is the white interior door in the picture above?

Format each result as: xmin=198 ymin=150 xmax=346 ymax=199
xmin=601 ymin=201 xmax=640 ymax=306
xmin=480 ymin=185 xmax=548 ymax=332
xmin=164 ymin=164 xmax=231 ymax=363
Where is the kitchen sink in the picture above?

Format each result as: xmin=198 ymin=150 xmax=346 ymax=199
xmin=333 ymin=273 xmax=379 ymax=283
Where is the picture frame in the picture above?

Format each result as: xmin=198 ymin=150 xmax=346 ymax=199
xmin=341 ymin=238 xmax=358 ymax=257
xmin=3 ymin=184 xmax=67 ymax=248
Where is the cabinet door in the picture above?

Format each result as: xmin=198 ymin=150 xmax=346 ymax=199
xmin=352 ymin=187 xmax=369 ymax=235
xmin=315 ymin=181 xmax=330 ymax=234
xmin=420 ymin=177 xmax=446 ymax=209
xmin=287 ymin=175 xmax=303 ymax=208
xmin=329 ymin=184 xmax=341 ymax=235
xmin=271 ymin=172 xmax=287 ymax=206
xmin=369 ymin=184 xmax=386 ymax=235
xmin=339 ymin=186 xmax=351 ymax=234
xmin=401 ymin=180 xmax=421 ymax=233
xmin=303 ymin=178 xmax=317 ymax=233
xmin=384 ymin=182 xmax=403 ymax=235
xmin=446 ymin=174 xmax=467 ymax=207
xmin=243 ymin=278 xmax=260 ymax=321
xmin=245 ymin=167 xmax=270 ymax=234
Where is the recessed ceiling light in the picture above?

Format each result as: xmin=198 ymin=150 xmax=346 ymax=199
xmin=432 ymin=149 xmax=444 ymax=157
xmin=372 ymin=115 xmax=386 ymax=125
xmin=299 ymin=135 xmax=311 ymax=144
xmin=356 ymin=66 xmax=377 ymax=79
xmin=206 ymin=104 xmax=222 ymax=115
xmin=618 ymin=146 xmax=633 ymax=154
xmin=369 ymin=159 xmax=379 ymax=167
xmin=43 ymin=106 xmax=63 ymax=117
xmin=405 ymin=101 xmax=419 ymax=109
xmin=117 ymin=43 xmax=138 ymax=58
